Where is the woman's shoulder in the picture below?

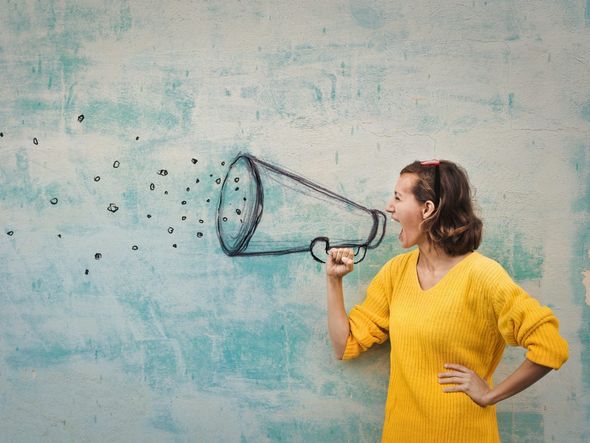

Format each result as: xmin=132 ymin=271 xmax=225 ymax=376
xmin=469 ymin=251 xmax=501 ymax=268
xmin=368 ymin=250 xmax=417 ymax=289
xmin=380 ymin=249 xmax=418 ymax=274
xmin=468 ymin=251 xmax=512 ymax=284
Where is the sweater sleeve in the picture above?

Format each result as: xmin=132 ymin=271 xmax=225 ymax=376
xmin=342 ymin=260 xmax=393 ymax=360
xmin=489 ymin=263 xmax=569 ymax=370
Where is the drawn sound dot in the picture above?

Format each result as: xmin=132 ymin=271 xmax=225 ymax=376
xmin=135 ymin=136 xmax=139 ymax=141
xmin=95 ymin=253 xmax=102 ymax=260
xmin=78 ymin=115 xmax=85 ymax=122
xmin=113 ymin=160 xmax=120 ymax=168
xmin=221 ymin=161 xmax=225 ymax=166
xmin=206 ymin=199 xmax=210 ymax=203
xmin=243 ymin=197 xmax=247 ymax=201
xmin=7 ymin=230 xmax=14 ymax=236
xmin=181 ymin=216 xmax=187 ymax=221
xmin=195 ymin=179 xmax=200 ymax=184
xmin=0 ymin=132 xmax=4 ymax=137
xmin=33 ymin=137 xmax=39 ymax=145
xmin=181 ymin=200 xmax=187 ymax=205
xmin=236 ymin=209 xmax=241 ymax=215
xmin=50 ymin=198 xmax=58 ymax=205
xmin=107 ymin=203 xmax=119 ymax=213
xmin=57 ymin=234 xmax=62 ymax=238
xmin=234 ymin=177 xmax=239 ymax=183
xmin=147 ymin=214 xmax=152 ymax=219
xmin=222 ymin=217 xmax=228 ymax=222
xmin=164 ymin=190 xmax=168 ymax=195
xmin=94 ymin=176 xmax=100 ymax=182
xmin=186 ymin=187 xmax=190 ymax=192
xmin=172 ymin=244 xmax=177 ymax=248
xmin=85 ymin=269 xmax=89 ymax=275
xmin=196 ymin=232 xmax=203 ymax=238
xmin=191 ymin=158 xmax=198 ymax=164
xmin=210 ymin=174 xmax=213 ymax=177
xmin=235 ymin=187 xmax=239 ymax=191
xmin=150 ymin=183 xmax=155 ymax=191
xmin=168 ymin=227 xmax=174 ymax=234
xmin=132 ymin=245 xmax=139 ymax=251
xmin=215 ymin=178 xmax=221 ymax=185
xmin=158 ymin=169 xmax=168 ymax=176
xmin=199 ymin=219 xmax=204 ymax=224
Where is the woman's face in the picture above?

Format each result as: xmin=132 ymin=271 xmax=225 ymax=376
xmin=385 ymin=173 xmax=430 ymax=248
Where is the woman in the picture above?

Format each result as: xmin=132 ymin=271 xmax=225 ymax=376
xmin=326 ymin=160 xmax=568 ymax=442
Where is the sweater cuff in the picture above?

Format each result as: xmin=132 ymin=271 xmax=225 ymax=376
xmin=524 ymin=322 xmax=569 ymax=370
xmin=341 ymin=335 xmax=362 ymax=360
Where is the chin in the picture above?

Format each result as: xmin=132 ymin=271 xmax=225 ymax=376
xmin=398 ymin=239 xmax=410 ymax=249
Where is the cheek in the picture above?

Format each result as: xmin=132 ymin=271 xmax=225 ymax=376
xmin=400 ymin=208 xmax=414 ymax=223
xmin=404 ymin=210 xmax=423 ymax=228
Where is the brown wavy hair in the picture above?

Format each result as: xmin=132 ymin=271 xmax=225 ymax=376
xmin=400 ymin=160 xmax=483 ymax=256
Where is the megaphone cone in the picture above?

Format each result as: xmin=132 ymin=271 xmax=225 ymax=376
xmin=216 ymin=153 xmax=386 ymax=263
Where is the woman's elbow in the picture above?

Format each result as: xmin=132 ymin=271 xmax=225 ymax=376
xmin=331 ymin=339 xmax=346 ymax=360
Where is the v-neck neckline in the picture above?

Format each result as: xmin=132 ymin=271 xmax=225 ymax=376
xmin=411 ymin=249 xmax=477 ymax=293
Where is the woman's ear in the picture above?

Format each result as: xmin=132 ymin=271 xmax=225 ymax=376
xmin=422 ymin=201 xmax=436 ymax=219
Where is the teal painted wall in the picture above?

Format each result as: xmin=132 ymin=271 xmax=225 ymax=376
xmin=1 ymin=1 xmax=589 ymax=441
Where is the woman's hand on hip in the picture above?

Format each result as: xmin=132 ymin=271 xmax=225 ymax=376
xmin=326 ymin=248 xmax=355 ymax=279
xmin=438 ymin=363 xmax=492 ymax=407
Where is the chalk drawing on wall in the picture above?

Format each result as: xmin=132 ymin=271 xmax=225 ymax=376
xmin=216 ymin=153 xmax=387 ymax=263
xmin=1 ymin=121 xmax=384 ymax=268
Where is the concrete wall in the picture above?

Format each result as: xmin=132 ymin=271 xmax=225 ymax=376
xmin=1 ymin=1 xmax=588 ymax=441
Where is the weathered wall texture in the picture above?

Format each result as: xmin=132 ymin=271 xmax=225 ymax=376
xmin=1 ymin=1 xmax=589 ymax=441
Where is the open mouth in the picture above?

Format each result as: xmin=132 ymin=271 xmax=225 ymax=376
xmin=391 ymin=217 xmax=403 ymax=241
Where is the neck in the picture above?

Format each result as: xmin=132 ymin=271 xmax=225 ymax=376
xmin=417 ymin=241 xmax=465 ymax=272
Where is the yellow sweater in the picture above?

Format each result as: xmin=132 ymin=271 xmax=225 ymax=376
xmin=343 ymin=249 xmax=568 ymax=443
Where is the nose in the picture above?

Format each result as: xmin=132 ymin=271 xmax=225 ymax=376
xmin=385 ymin=198 xmax=395 ymax=215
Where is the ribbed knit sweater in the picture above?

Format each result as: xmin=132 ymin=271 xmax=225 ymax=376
xmin=343 ymin=249 xmax=568 ymax=443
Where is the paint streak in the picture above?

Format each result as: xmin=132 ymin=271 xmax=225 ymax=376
xmin=569 ymin=143 xmax=590 ymax=427
xmin=479 ymin=229 xmax=544 ymax=281
xmin=508 ymin=92 xmax=514 ymax=117
xmin=497 ymin=412 xmax=544 ymax=441
xmin=417 ymin=115 xmax=442 ymax=133
xmin=350 ymin=3 xmax=385 ymax=29
xmin=512 ymin=233 xmax=544 ymax=281
xmin=583 ymin=267 xmax=590 ymax=306
xmin=113 ymin=2 xmax=133 ymax=38
xmin=82 ymin=100 xmax=178 ymax=132
xmin=151 ymin=408 xmax=181 ymax=434
xmin=264 ymin=418 xmax=382 ymax=442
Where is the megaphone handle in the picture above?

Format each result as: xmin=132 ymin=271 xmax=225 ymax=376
xmin=352 ymin=246 xmax=367 ymax=264
xmin=310 ymin=237 xmax=329 ymax=264
xmin=309 ymin=237 xmax=367 ymax=264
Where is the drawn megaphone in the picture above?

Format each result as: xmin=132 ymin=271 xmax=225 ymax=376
xmin=216 ymin=153 xmax=386 ymax=263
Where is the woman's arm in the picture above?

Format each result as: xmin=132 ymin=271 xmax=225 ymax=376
xmin=326 ymin=276 xmax=350 ymax=359
xmin=438 ymin=358 xmax=553 ymax=407
xmin=325 ymin=248 xmax=355 ymax=359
